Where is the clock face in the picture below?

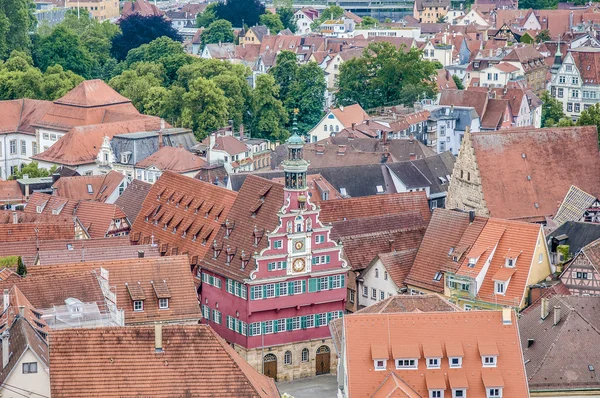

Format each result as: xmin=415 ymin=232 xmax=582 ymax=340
xmin=295 ymin=240 xmax=304 ymax=251
xmin=293 ymin=258 xmax=306 ymax=272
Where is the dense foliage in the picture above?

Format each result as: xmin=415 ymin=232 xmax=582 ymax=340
xmin=575 ymin=103 xmax=600 ymax=144
xmin=111 ymin=14 xmax=182 ymax=60
xmin=540 ymin=91 xmax=566 ymax=127
xmin=214 ymin=0 xmax=265 ymax=27
xmin=336 ymin=42 xmax=438 ymax=110
xmin=201 ymin=19 xmax=234 ymax=46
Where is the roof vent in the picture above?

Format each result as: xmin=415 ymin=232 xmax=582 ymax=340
xmin=527 ymin=175 xmax=531 ymax=181
xmin=534 ymin=203 xmax=539 ymax=209
xmin=527 ymin=338 xmax=534 ymax=348
xmin=521 ymin=153 xmax=526 ymax=159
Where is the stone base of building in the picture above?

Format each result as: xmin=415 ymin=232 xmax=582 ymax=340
xmin=233 ymin=338 xmax=337 ymax=382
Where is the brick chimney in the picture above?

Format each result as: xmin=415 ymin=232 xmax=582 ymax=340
xmin=1 ymin=331 xmax=9 ymax=369
xmin=2 ymin=289 xmax=8 ymax=311
xmin=239 ymin=124 xmax=244 ymax=141
xmin=158 ymin=119 xmax=165 ymax=149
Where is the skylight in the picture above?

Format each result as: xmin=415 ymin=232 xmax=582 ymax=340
xmin=87 ymin=184 xmax=93 ymax=194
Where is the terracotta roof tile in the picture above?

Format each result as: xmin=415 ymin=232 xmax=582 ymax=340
xmin=34 ymin=244 xmax=159 ymax=265
xmin=136 ymin=145 xmax=207 ymax=172
xmin=48 ymin=325 xmax=279 ymax=397
xmin=0 ymin=210 xmax=74 ymax=242
xmin=114 ymin=179 xmax=152 ymax=224
xmin=377 ymin=249 xmax=418 ymax=287
xmin=52 ymin=170 xmax=125 ymax=202
xmin=467 ymin=126 xmax=600 ymax=220
xmin=331 ymin=104 xmax=369 ymax=127
xmin=344 ymin=311 xmax=529 ymax=397
xmin=131 ymin=172 xmax=237 ymax=260
xmin=0 ymin=180 xmax=24 ymax=203
xmin=0 ymin=99 xmax=52 ymax=135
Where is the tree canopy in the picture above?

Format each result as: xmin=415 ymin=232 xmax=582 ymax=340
xmin=336 ymin=42 xmax=438 ymax=110
xmin=251 ymin=74 xmax=288 ymax=141
xmin=540 ymin=91 xmax=566 ymax=127
xmin=0 ymin=0 xmax=36 ymax=58
xmin=260 ymin=12 xmax=285 ymax=34
xmin=311 ymin=6 xmax=344 ymax=30
xmin=112 ymin=14 xmax=182 ymax=61
xmin=201 ymin=19 xmax=234 ymax=47
xmin=576 ymin=103 xmax=600 ymax=144
xmin=214 ymin=0 xmax=265 ymax=27
xmin=196 ymin=3 xmax=218 ymax=27
xmin=276 ymin=7 xmax=297 ymax=33
xmin=9 ymin=161 xmax=56 ymax=180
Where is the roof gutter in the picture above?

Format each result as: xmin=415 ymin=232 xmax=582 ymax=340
xmin=530 ymin=388 xmax=600 ymax=395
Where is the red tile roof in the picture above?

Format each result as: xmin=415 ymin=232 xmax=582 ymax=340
xmin=34 ymin=244 xmax=159 ymax=265
xmin=0 ymin=210 xmax=74 ymax=242
xmin=377 ymin=249 xmax=419 ymax=287
xmin=0 ymin=180 xmax=24 ymax=203
xmin=136 ymin=145 xmax=207 ymax=172
xmin=467 ymin=126 xmax=600 ymax=220
xmin=131 ymin=171 xmax=237 ymax=259
xmin=0 ymin=99 xmax=52 ymax=135
xmin=49 ymin=324 xmax=279 ymax=397
xmin=405 ymin=209 xmax=488 ymax=293
xmin=331 ymin=104 xmax=369 ymax=127
xmin=52 ymin=170 xmax=125 ymax=202
xmin=27 ymin=256 xmax=201 ymax=325
xmin=212 ymin=135 xmax=248 ymax=156
xmin=121 ymin=0 xmax=164 ymax=17
xmin=114 ymin=179 xmax=152 ymax=224
xmin=344 ymin=311 xmax=529 ymax=398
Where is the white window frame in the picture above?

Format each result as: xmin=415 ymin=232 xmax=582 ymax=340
xmin=371 ymin=288 xmax=377 ymax=299
xmin=482 ymin=355 xmax=497 ymax=367
xmin=427 ymin=357 xmax=441 ymax=369
xmin=22 ymin=362 xmax=38 ymax=374
xmin=449 ymin=356 xmax=462 ymax=368
xmin=395 ymin=358 xmax=418 ymax=369
xmin=452 ymin=389 xmax=466 ymax=398
xmin=291 ymin=316 xmax=300 ymax=330
xmin=306 ymin=314 xmax=315 ymax=328
xmin=430 ymin=390 xmax=443 ymax=398
xmin=487 ymin=388 xmax=502 ymax=397
xmin=265 ymin=283 xmax=275 ymax=298
xmin=374 ymin=359 xmax=387 ymax=371
xmin=495 ymin=281 xmax=505 ymax=295
xmin=158 ymin=298 xmax=169 ymax=309
xmin=133 ymin=300 xmax=144 ymax=311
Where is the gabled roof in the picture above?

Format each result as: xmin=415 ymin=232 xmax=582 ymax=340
xmin=114 ymin=179 xmax=152 ymax=224
xmin=131 ymin=171 xmax=237 ymax=258
xmin=212 ymin=135 xmax=248 ymax=155
xmin=466 ymin=126 xmax=600 ymax=220
xmin=0 ymin=210 xmax=74 ymax=242
xmin=0 ymin=180 xmax=24 ymax=203
xmin=135 ymin=145 xmax=207 ymax=172
xmin=569 ymin=48 xmax=600 ymax=84
xmin=480 ymin=98 xmax=509 ymax=129
xmin=553 ymin=185 xmax=598 ymax=226
xmin=48 ymin=324 xmax=279 ymax=397
xmin=27 ymin=256 xmax=201 ymax=325
xmin=374 ymin=249 xmax=419 ymax=287
xmin=344 ymin=311 xmax=529 ymax=397
xmin=34 ymin=244 xmax=159 ymax=265
xmin=405 ymin=209 xmax=488 ymax=293
xmin=331 ymin=104 xmax=369 ymax=127
xmin=520 ymin=296 xmax=600 ymax=392
xmin=200 ymin=175 xmax=284 ymax=281
xmin=121 ymin=0 xmax=164 ymax=17
xmin=0 ymin=99 xmax=52 ymax=135
xmin=439 ymin=89 xmax=488 ymax=120
xmin=52 ymin=170 xmax=125 ymax=202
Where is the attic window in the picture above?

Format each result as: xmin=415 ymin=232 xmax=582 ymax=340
xmin=133 ymin=300 xmax=144 ymax=311
xmin=448 ymin=247 xmax=454 ymax=256
xmin=376 ymin=185 xmax=384 ymax=193
xmin=433 ymin=272 xmax=443 ymax=282
xmin=340 ymin=187 xmax=347 ymax=196
xmin=438 ymin=176 xmax=447 ymax=184
xmin=468 ymin=257 xmax=477 ymax=267
xmin=87 ymin=184 xmax=93 ymax=194
xmin=506 ymin=258 xmax=516 ymax=268
xmin=66 ymin=244 xmax=73 ymax=250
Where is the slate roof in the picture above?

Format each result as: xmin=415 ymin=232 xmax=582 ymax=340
xmin=52 ymin=171 xmax=124 ymax=202
xmin=135 ymin=145 xmax=207 ymax=172
xmin=111 ymin=128 xmax=196 ymax=167
xmin=329 ymin=294 xmax=459 ymax=355
xmin=27 ymin=256 xmax=201 ymax=325
xmin=519 ymin=296 xmax=600 ymax=392
xmin=114 ymin=179 xmax=152 ymax=224
xmin=386 ymin=151 xmax=455 ymax=195
xmin=200 ymin=175 xmax=284 ymax=281
xmin=553 ymin=185 xmax=598 ymax=226
xmin=131 ymin=171 xmax=237 ymax=258
xmin=405 ymin=209 xmax=488 ymax=293
xmin=467 ymin=126 xmax=600 ymax=220
xmin=344 ymin=311 xmax=529 ymax=397
xmin=548 ymin=222 xmax=600 ymax=258
xmin=48 ymin=324 xmax=280 ymax=397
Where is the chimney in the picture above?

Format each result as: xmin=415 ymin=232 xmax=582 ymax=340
xmin=553 ymin=305 xmax=561 ymax=326
xmin=409 ymin=153 xmax=416 ymax=161
xmin=1 ymin=331 xmax=9 ymax=369
xmin=3 ymin=289 xmax=8 ymax=311
xmin=502 ymin=307 xmax=512 ymax=325
xmin=239 ymin=124 xmax=244 ymax=141
xmin=366 ymin=119 xmax=370 ymax=126
xmin=540 ymin=297 xmax=549 ymax=320
xmin=18 ymin=305 xmax=24 ymax=318
xmin=155 ymin=323 xmax=163 ymax=353
xmin=351 ymin=122 xmax=355 ymax=130
xmin=469 ymin=210 xmax=475 ymax=223
xmin=569 ymin=11 xmax=574 ymax=33
xmin=138 ymin=250 xmax=145 ymax=258
xmin=388 ymin=239 xmax=394 ymax=251
xmin=158 ymin=121 xmax=164 ymax=149
xmin=382 ymin=130 xmax=389 ymax=143
xmin=11 ymin=212 xmax=17 ymax=225
xmin=22 ymin=174 xmax=28 ymax=180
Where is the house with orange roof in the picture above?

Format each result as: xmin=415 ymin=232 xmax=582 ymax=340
xmin=52 ymin=170 xmax=126 ymax=203
xmin=308 ymin=104 xmax=369 ymax=143
xmin=337 ymin=309 xmax=529 ymax=398
xmin=134 ymin=145 xmax=207 ymax=182
xmin=480 ymin=62 xmax=523 ymax=87
xmin=444 ymin=217 xmax=551 ymax=310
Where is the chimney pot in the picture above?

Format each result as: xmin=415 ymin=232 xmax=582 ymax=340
xmin=18 ymin=305 xmax=24 ymax=318
xmin=553 ymin=305 xmax=561 ymax=326
xmin=527 ymin=338 xmax=535 ymax=348
xmin=469 ymin=210 xmax=475 ymax=223
xmin=541 ymin=297 xmax=549 ymax=320
xmin=3 ymin=289 xmax=8 ymax=311
xmin=155 ymin=323 xmax=163 ymax=353
xmin=1 ymin=331 xmax=9 ymax=370
xmin=11 ymin=212 xmax=17 ymax=225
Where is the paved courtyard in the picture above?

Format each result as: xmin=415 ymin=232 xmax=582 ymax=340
xmin=277 ymin=374 xmax=338 ymax=398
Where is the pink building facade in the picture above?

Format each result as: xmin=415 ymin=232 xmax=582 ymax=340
xmin=198 ymin=133 xmax=348 ymax=381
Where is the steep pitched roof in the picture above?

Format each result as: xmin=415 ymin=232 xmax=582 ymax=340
xmin=52 ymin=170 xmax=125 ymax=202
xmin=480 ymin=98 xmax=509 ymax=129
xmin=32 ymin=118 xmax=164 ymax=166
xmin=199 ymin=175 xmax=284 ymax=281
xmin=439 ymin=89 xmax=488 ymax=120
xmin=331 ymin=104 xmax=369 ymax=127
xmin=569 ymin=48 xmax=600 ymax=84
xmin=520 ymin=296 xmax=600 ymax=392
xmin=27 ymin=256 xmax=201 ymax=325
xmin=136 ymin=145 xmax=207 ymax=172
xmin=344 ymin=311 xmax=529 ymax=397
xmin=48 ymin=325 xmax=279 ymax=397
xmin=114 ymin=179 xmax=152 ymax=224
xmin=376 ymin=249 xmax=419 ymax=287
xmin=553 ymin=185 xmax=598 ymax=226
xmin=0 ymin=210 xmax=74 ymax=242
xmin=405 ymin=209 xmax=488 ymax=293
xmin=34 ymin=244 xmax=159 ymax=266
xmin=212 ymin=135 xmax=248 ymax=156
xmin=0 ymin=180 xmax=24 ymax=203
xmin=121 ymin=0 xmax=163 ymax=17
xmin=131 ymin=171 xmax=237 ymax=258
xmin=468 ymin=126 xmax=600 ymax=220
xmin=0 ymin=99 xmax=52 ymax=135
xmin=54 ymin=79 xmax=131 ymax=108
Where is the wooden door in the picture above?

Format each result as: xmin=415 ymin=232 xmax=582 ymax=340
xmin=316 ymin=345 xmax=331 ymax=375
xmin=263 ymin=354 xmax=277 ymax=381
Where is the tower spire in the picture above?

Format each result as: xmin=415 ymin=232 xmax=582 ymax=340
xmin=283 ymin=109 xmax=308 ymax=201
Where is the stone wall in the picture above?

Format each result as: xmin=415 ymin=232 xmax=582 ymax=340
xmin=235 ymin=337 xmax=337 ymax=382
xmin=446 ymin=130 xmax=489 ymax=216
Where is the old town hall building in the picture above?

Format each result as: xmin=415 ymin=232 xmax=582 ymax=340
xmin=199 ymin=133 xmax=348 ymax=381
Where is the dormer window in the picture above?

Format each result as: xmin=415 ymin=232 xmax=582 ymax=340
xmin=159 ymin=298 xmax=169 ymax=309
xmin=395 ymin=358 xmax=418 ymax=369
xmin=427 ymin=357 xmax=441 ymax=369
xmin=36 ymin=205 xmax=42 ymax=213
xmin=453 ymin=390 xmax=465 ymax=398
xmin=374 ymin=359 xmax=387 ymax=370
xmin=495 ymin=281 xmax=505 ymax=295
xmin=487 ymin=388 xmax=502 ymax=397
xmin=468 ymin=257 xmax=477 ymax=267
xmin=449 ymin=357 xmax=462 ymax=368
xmin=133 ymin=300 xmax=144 ymax=311
xmin=482 ymin=356 xmax=497 ymax=367
xmin=430 ymin=391 xmax=443 ymax=398
xmin=505 ymin=258 xmax=515 ymax=267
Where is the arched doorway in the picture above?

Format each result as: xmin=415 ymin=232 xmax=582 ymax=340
xmin=316 ymin=345 xmax=331 ymax=375
xmin=263 ymin=353 xmax=277 ymax=381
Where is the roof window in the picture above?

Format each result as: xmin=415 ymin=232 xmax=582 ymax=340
xmin=87 ymin=184 xmax=93 ymax=194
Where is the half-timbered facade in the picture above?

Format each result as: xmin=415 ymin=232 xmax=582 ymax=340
xmin=560 ymin=239 xmax=600 ymax=296
xmin=198 ymin=132 xmax=348 ymax=382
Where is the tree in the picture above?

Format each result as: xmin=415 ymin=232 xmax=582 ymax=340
xmin=201 ymin=19 xmax=234 ymax=47
xmin=311 ymin=6 xmax=344 ymax=30
xmin=251 ymin=74 xmax=288 ymax=141
xmin=286 ymin=62 xmax=326 ymax=135
xmin=16 ymin=256 xmax=26 ymax=276
xmin=519 ymin=0 xmax=557 ymax=10
xmin=109 ymin=62 xmax=165 ymax=112
xmin=40 ymin=65 xmax=85 ymax=100
xmin=196 ymin=3 xmax=218 ymax=27
xmin=124 ymin=36 xmax=191 ymax=84
xmin=215 ymin=0 xmax=265 ymax=27
xmin=260 ymin=12 xmax=285 ymax=34
xmin=112 ymin=14 xmax=182 ymax=61
xmin=359 ymin=16 xmax=378 ymax=28
xmin=577 ymin=103 xmax=600 ymax=144
xmin=270 ymin=51 xmax=298 ymax=101
xmin=9 ymin=162 xmax=56 ymax=180
xmin=452 ymin=74 xmax=464 ymax=90
xmin=181 ymin=77 xmax=229 ymax=138
xmin=33 ymin=25 xmax=94 ymax=78
xmin=336 ymin=43 xmax=438 ymax=110
xmin=557 ymin=117 xmax=575 ymax=127
xmin=436 ymin=15 xmax=448 ymax=23
xmin=0 ymin=0 xmax=36 ymax=58
xmin=213 ymin=71 xmax=252 ymax=129
xmin=277 ymin=7 xmax=297 ymax=33
xmin=535 ymin=29 xmax=551 ymax=43
xmin=540 ymin=91 xmax=565 ymax=127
